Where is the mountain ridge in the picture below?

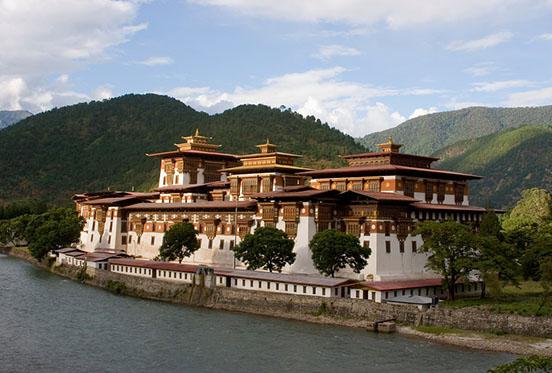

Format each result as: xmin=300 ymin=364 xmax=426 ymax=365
xmin=434 ymin=124 xmax=552 ymax=207
xmin=0 ymin=94 xmax=365 ymax=204
xmin=358 ymin=105 xmax=552 ymax=155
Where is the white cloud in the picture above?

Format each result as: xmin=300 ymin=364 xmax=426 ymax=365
xmin=0 ymin=0 xmax=144 ymax=111
xmin=538 ymin=33 xmax=552 ymax=40
xmin=313 ymin=45 xmax=361 ymax=60
xmin=409 ymin=107 xmax=438 ymax=119
xmin=190 ymin=0 xmax=550 ymax=29
xmin=92 ymin=85 xmax=114 ymax=100
xmin=0 ymin=75 xmax=113 ymax=112
xmin=137 ymin=56 xmax=174 ymax=66
xmin=472 ymin=80 xmax=532 ymax=92
xmin=167 ymin=67 xmax=442 ymax=135
xmin=361 ymin=103 xmax=405 ymax=132
xmin=464 ymin=62 xmax=495 ymax=77
xmin=447 ymin=32 xmax=513 ymax=52
xmin=505 ymin=87 xmax=552 ymax=106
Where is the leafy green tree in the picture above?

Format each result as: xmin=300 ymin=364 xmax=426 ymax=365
xmin=234 ymin=227 xmax=295 ymax=272
xmin=0 ymin=215 xmax=31 ymax=247
xmin=502 ymin=188 xmax=552 ymax=233
xmin=474 ymin=236 xmax=519 ymax=298
xmin=415 ymin=221 xmax=478 ymax=300
xmin=538 ymin=257 xmax=552 ymax=314
xmin=25 ymin=208 xmax=83 ymax=260
xmin=480 ymin=209 xmax=503 ymax=239
xmin=159 ymin=222 xmax=199 ymax=263
xmin=489 ymin=355 xmax=552 ymax=373
xmin=309 ymin=229 xmax=371 ymax=278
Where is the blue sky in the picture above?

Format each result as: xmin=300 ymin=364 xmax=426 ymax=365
xmin=1 ymin=0 xmax=552 ymax=136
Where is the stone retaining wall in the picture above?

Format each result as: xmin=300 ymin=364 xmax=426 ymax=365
xmin=4 ymin=246 xmax=552 ymax=339
xmin=76 ymin=268 xmax=552 ymax=338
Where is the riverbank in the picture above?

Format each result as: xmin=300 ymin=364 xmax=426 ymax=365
xmin=2 ymin=246 xmax=552 ymax=357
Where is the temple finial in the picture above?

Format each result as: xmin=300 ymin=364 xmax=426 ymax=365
xmin=195 ymin=128 xmax=200 ymax=137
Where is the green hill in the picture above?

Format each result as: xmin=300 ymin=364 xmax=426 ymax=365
xmin=0 ymin=94 xmax=365 ymax=204
xmin=434 ymin=125 xmax=552 ymax=207
xmin=358 ymin=106 xmax=552 ymax=155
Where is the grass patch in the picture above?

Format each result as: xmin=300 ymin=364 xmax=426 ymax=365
xmin=443 ymin=281 xmax=552 ymax=317
xmin=414 ymin=325 xmax=469 ymax=335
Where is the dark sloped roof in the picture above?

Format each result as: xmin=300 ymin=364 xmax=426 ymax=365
xmin=252 ymin=189 xmax=340 ymax=200
xmin=340 ymin=190 xmax=419 ymax=202
xmin=299 ymin=164 xmax=481 ymax=180
xmin=412 ymin=203 xmax=487 ymax=212
xmin=156 ymin=181 xmax=229 ymax=193
xmin=146 ymin=149 xmax=238 ymax=159
xmin=123 ymin=200 xmax=257 ymax=211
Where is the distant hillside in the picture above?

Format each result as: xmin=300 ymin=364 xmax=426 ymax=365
xmin=0 ymin=110 xmax=32 ymax=130
xmin=358 ymin=106 xmax=552 ymax=155
xmin=434 ymin=125 xmax=552 ymax=208
xmin=0 ymin=94 xmax=365 ymax=204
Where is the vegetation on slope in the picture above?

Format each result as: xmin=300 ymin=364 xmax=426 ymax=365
xmin=358 ymin=106 xmax=552 ymax=155
xmin=434 ymin=125 xmax=552 ymax=207
xmin=0 ymin=94 xmax=365 ymax=204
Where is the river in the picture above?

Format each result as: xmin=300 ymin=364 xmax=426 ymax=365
xmin=0 ymin=254 xmax=514 ymax=372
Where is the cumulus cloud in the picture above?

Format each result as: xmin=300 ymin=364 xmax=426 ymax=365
xmin=313 ymin=45 xmax=361 ymax=60
xmin=504 ymin=87 xmax=552 ymax=106
xmin=471 ymin=80 xmax=532 ymax=92
xmin=0 ymin=0 xmax=144 ymax=111
xmin=167 ymin=67 xmax=442 ymax=135
xmin=447 ymin=32 xmax=513 ymax=52
xmin=137 ymin=56 xmax=175 ymax=66
xmin=190 ymin=0 xmax=549 ymax=29
xmin=409 ymin=107 xmax=438 ymax=119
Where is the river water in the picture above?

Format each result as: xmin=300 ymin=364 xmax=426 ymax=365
xmin=0 ymin=254 xmax=514 ymax=372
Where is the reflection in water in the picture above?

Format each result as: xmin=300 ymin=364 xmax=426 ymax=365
xmin=0 ymin=254 xmax=513 ymax=372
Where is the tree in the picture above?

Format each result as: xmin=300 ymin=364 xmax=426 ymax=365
xmin=415 ymin=221 xmax=477 ymax=300
xmin=480 ymin=209 xmax=502 ymax=239
xmin=502 ymin=188 xmax=552 ymax=233
xmin=309 ymin=229 xmax=371 ymax=278
xmin=234 ymin=227 xmax=295 ymax=272
xmin=489 ymin=356 xmax=552 ymax=373
xmin=473 ymin=236 xmax=519 ymax=298
xmin=159 ymin=222 xmax=199 ymax=263
xmin=25 ymin=208 xmax=83 ymax=260
xmin=538 ymin=257 xmax=552 ymax=315
xmin=473 ymin=210 xmax=519 ymax=298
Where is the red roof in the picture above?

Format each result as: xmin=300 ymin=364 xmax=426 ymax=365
xmin=123 ymin=200 xmax=257 ymax=211
xmin=146 ymin=149 xmax=238 ymax=159
xmin=340 ymin=190 xmax=419 ymax=202
xmin=252 ymin=189 xmax=340 ymax=200
xmin=412 ymin=203 xmax=487 ymax=212
xmin=357 ymin=278 xmax=445 ymax=291
xmin=109 ymin=258 xmax=199 ymax=272
xmin=299 ymin=164 xmax=481 ymax=180
xmin=341 ymin=151 xmax=439 ymax=161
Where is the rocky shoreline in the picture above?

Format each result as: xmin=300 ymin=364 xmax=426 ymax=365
xmin=3 ymin=246 xmax=552 ymax=357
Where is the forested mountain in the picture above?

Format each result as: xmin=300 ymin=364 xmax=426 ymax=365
xmin=358 ymin=106 xmax=552 ymax=155
xmin=0 ymin=110 xmax=32 ymax=130
xmin=434 ymin=125 xmax=552 ymax=207
xmin=0 ymin=94 xmax=365 ymax=204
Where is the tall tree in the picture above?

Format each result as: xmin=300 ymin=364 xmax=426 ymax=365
xmin=159 ymin=222 xmax=199 ymax=263
xmin=234 ymin=227 xmax=295 ymax=272
xmin=309 ymin=229 xmax=371 ymax=278
xmin=25 ymin=208 xmax=83 ymax=260
xmin=502 ymin=188 xmax=552 ymax=233
xmin=415 ymin=221 xmax=477 ymax=300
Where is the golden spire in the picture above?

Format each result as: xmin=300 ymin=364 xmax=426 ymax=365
xmin=195 ymin=128 xmax=200 ymax=137
xmin=377 ymin=136 xmax=403 ymax=153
